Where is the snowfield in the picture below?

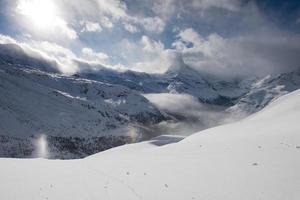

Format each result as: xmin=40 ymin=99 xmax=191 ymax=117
xmin=0 ymin=90 xmax=300 ymax=200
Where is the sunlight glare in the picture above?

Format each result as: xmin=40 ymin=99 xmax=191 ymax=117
xmin=17 ymin=0 xmax=57 ymax=29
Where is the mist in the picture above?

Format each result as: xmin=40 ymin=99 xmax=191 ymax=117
xmin=143 ymin=93 xmax=237 ymax=136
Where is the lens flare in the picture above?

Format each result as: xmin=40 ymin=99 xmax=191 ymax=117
xmin=127 ymin=126 xmax=140 ymax=143
xmin=35 ymin=134 xmax=48 ymax=158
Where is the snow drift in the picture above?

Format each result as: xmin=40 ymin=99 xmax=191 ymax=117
xmin=0 ymin=89 xmax=299 ymax=200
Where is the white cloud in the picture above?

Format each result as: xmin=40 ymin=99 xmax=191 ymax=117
xmin=100 ymin=16 xmax=114 ymax=28
xmin=92 ymin=1 xmax=166 ymax=33
xmin=123 ymin=22 xmax=139 ymax=33
xmin=139 ymin=17 xmax=165 ymax=33
xmin=54 ymin=18 xmax=78 ymax=40
xmin=172 ymin=27 xmax=300 ymax=79
xmin=0 ymin=35 xmax=17 ymax=44
xmin=117 ymin=35 xmax=186 ymax=73
xmin=53 ymin=0 xmax=166 ymax=33
xmin=149 ymin=0 xmax=242 ymax=26
xmin=96 ymin=0 xmax=127 ymax=19
xmin=24 ymin=40 xmax=78 ymax=74
xmin=81 ymin=47 xmax=109 ymax=63
xmin=174 ymin=28 xmax=225 ymax=57
xmin=0 ymin=33 xmax=117 ymax=74
xmin=129 ymin=36 xmax=167 ymax=73
xmin=152 ymin=0 xmax=178 ymax=20
xmin=80 ymin=21 xmax=102 ymax=32
xmin=179 ymin=28 xmax=203 ymax=44
xmin=6 ymin=0 xmax=300 ymax=78
xmin=144 ymin=92 xmax=228 ymax=134
xmin=189 ymin=0 xmax=241 ymax=11
xmin=144 ymin=93 xmax=204 ymax=116
xmin=140 ymin=36 xmax=164 ymax=53
xmin=133 ymin=49 xmax=183 ymax=74
xmin=31 ymin=41 xmax=76 ymax=58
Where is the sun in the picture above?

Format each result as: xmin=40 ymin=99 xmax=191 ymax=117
xmin=17 ymin=0 xmax=57 ymax=29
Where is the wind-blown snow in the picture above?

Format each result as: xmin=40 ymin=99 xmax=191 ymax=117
xmin=0 ymin=89 xmax=300 ymax=200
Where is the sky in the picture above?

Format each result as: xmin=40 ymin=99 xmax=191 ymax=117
xmin=0 ymin=0 xmax=300 ymax=78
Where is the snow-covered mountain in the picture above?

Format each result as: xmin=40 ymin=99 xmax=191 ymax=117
xmin=0 ymin=43 xmax=58 ymax=72
xmin=228 ymin=69 xmax=300 ymax=114
xmin=0 ymin=63 xmax=166 ymax=158
xmin=81 ymin=63 xmax=248 ymax=106
xmin=0 ymin=88 xmax=299 ymax=200
xmin=1 ymin=42 xmax=300 ymax=158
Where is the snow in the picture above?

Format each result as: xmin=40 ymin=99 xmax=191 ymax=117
xmin=0 ymin=64 xmax=164 ymax=138
xmin=1 ymin=89 xmax=300 ymax=200
xmin=228 ymin=69 xmax=300 ymax=114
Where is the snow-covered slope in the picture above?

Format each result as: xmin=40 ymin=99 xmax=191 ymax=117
xmin=0 ymin=64 xmax=165 ymax=137
xmin=0 ymin=64 xmax=165 ymax=158
xmin=228 ymin=69 xmax=300 ymax=114
xmin=0 ymin=89 xmax=299 ymax=200
xmin=0 ymin=43 xmax=58 ymax=72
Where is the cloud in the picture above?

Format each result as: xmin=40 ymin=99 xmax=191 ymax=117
xmin=80 ymin=21 xmax=102 ymax=32
xmin=29 ymin=41 xmax=76 ymax=59
xmin=138 ymin=17 xmax=166 ymax=33
xmin=81 ymin=47 xmax=109 ymax=63
xmin=24 ymin=40 xmax=78 ymax=74
xmin=15 ymin=0 xmax=78 ymax=40
xmin=3 ymin=0 xmax=300 ymax=78
xmin=0 ymin=34 xmax=17 ymax=44
xmin=188 ymin=0 xmax=241 ymax=11
xmin=96 ymin=0 xmax=127 ymax=19
xmin=139 ymin=0 xmax=241 ymax=24
xmin=173 ymin=28 xmax=204 ymax=49
xmin=172 ymin=27 xmax=300 ymax=79
xmin=144 ymin=93 xmax=205 ymax=117
xmin=0 ymin=33 xmax=119 ymax=74
xmin=118 ymin=35 xmax=184 ymax=73
xmin=143 ymin=93 xmax=229 ymax=135
xmin=54 ymin=0 xmax=166 ymax=34
xmin=123 ymin=22 xmax=139 ymax=33
xmin=54 ymin=18 xmax=78 ymax=40
xmin=151 ymin=0 xmax=179 ymax=20
xmin=140 ymin=36 xmax=164 ymax=53
xmin=100 ymin=16 xmax=114 ymax=28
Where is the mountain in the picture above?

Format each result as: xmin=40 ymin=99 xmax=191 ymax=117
xmin=1 ymin=42 xmax=300 ymax=158
xmin=0 ymin=63 xmax=166 ymax=158
xmin=0 ymin=89 xmax=299 ymax=200
xmin=0 ymin=43 xmax=58 ymax=72
xmin=228 ymin=69 xmax=300 ymax=114
xmin=81 ymin=63 xmax=248 ymax=106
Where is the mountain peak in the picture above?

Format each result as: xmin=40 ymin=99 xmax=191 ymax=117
xmin=163 ymin=51 xmax=203 ymax=79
